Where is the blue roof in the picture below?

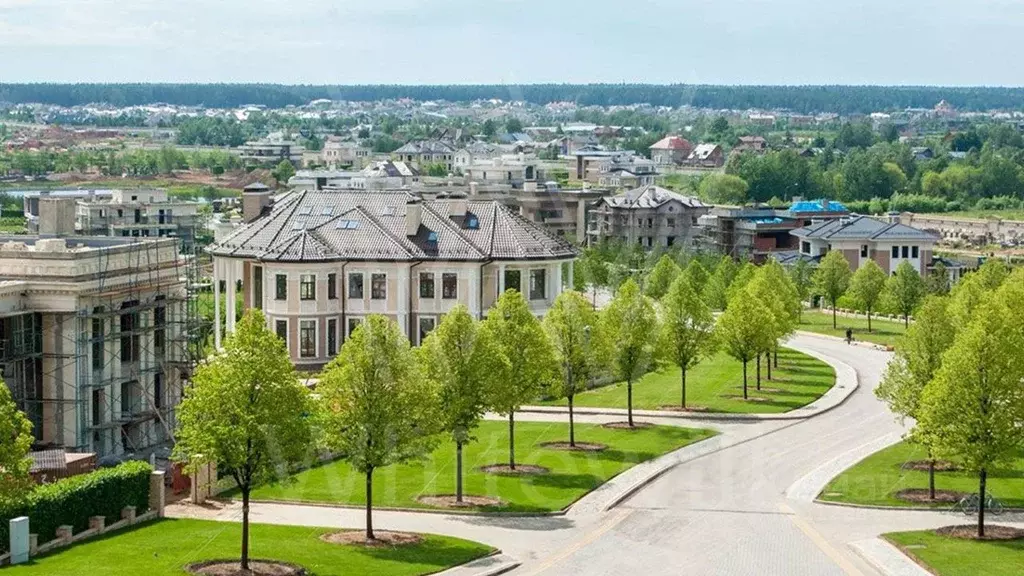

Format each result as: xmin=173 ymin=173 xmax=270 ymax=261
xmin=751 ymin=217 xmax=784 ymax=224
xmin=789 ymin=200 xmax=848 ymax=214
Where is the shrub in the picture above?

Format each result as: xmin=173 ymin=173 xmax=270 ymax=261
xmin=0 ymin=460 xmax=152 ymax=552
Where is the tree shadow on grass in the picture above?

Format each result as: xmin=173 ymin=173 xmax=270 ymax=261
xmin=346 ymin=535 xmax=495 ymax=567
xmin=523 ymin=472 xmax=606 ymax=491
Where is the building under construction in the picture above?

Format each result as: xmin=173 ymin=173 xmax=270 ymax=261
xmin=0 ymin=196 xmax=201 ymax=461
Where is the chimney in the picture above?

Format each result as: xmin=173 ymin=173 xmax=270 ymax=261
xmin=821 ymin=199 xmax=830 ymax=211
xmin=469 ymin=181 xmax=479 ymax=197
xmin=38 ymin=197 xmax=77 ymax=238
xmin=242 ymin=182 xmax=273 ymax=223
xmin=449 ymin=192 xmax=467 ymax=218
xmin=406 ymin=197 xmax=422 ymax=236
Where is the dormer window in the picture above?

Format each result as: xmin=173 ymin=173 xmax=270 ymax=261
xmin=465 ymin=214 xmax=479 ymax=229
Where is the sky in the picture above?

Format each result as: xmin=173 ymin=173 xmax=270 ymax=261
xmin=1 ymin=0 xmax=1023 ymax=86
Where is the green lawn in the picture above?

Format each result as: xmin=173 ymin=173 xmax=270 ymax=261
xmin=541 ymin=347 xmax=835 ymax=414
xmin=250 ymin=420 xmax=715 ymax=513
xmin=884 ymin=530 xmax=1024 ymax=576
xmin=820 ymin=441 xmax=1024 ymax=508
xmin=4 ymin=518 xmax=492 ymax=576
xmin=798 ymin=310 xmax=907 ymax=347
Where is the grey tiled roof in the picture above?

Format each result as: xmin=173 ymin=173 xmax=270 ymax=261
xmin=393 ymin=140 xmax=455 ymax=154
xmin=597 ymin=185 xmax=706 ymax=210
xmin=210 ymin=190 xmax=577 ymax=262
xmin=791 ymin=216 xmax=938 ymax=242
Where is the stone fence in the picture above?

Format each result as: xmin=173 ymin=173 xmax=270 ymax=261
xmin=0 ymin=471 xmax=165 ymax=566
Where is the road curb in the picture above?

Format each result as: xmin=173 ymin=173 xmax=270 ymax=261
xmin=795 ymin=330 xmax=894 ymax=351
xmin=433 ymin=552 xmax=522 ymax=576
xmin=815 ymin=498 xmax=1024 ymax=514
xmin=850 ymin=538 xmax=932 ymax=576
xmin=242 ymin=498 xmax=567 ymax=517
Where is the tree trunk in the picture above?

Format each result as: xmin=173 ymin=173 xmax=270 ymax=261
xmin=756 ymin=353 xmax=762 ymax=391
xmin=456 ymin=442 xmax=464 ymax=503
xmin=592 ymin=286 xmax=598 ymax=310
xmin=742 ymin=360 xmax=748 ymax=400
xmin=867 ymin=307 xmax=873 ymax=332
xmin=568 ymin=394 xmax=576 ymax=447
xmin=832 ymin=303 xmax=837 ymax=329
xmin=929 ymin=458 xmax=936 ymax=500
xmin=508 ymin=411 xmax=516 ymax=470
xmin=904 ymin=313 xmax=909 ymax=328
xmin=627 ymin=378 xmax=634 ymax=427
xmin=366 ymin=468 xmax=375 ymax=540
xmin=680 ymin=368 xmax=687 ymax=409
xmin=773 ymin=346 xmax=778 ymax=369
xmin=767 ymin=351 xmax=772 ymax=381
xmin=241 ymin=486 xmax=251 ymax=571
xmin=978 ymin=468 xmax=987 ymax=538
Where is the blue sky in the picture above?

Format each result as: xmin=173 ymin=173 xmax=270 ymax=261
xmin=1 ymin=0 xmax=1022 ymax=85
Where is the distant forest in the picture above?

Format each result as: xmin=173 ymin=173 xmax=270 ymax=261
xmin=2 ymin=84 xmax=1024 ymax=114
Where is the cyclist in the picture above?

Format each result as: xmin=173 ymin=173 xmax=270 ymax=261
xmin=845 ymin=328 xmax=853 ymax=344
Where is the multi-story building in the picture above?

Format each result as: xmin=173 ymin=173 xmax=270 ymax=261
xmin=209 ymin=189 xmax=577 ymax=368
xmin=699 ymin=199 xmax=850 ymax=260
xmin=587 ymin=185 xmax=709 ymax=249
xmin=237 ymin=135 xmax=305 ymax=166
xmin=687 ymin=143 xmax=726 ymax=167
xmin=462 ymin=156 xmax=542 ymax=189
xmin=454 ymin=142 xmax=501 ymax=170
xmin=649 ymin=136 xmax=694 ymax=166
xmin=570 ymin=150 xmax=657 ymax=188
xmin=75 ymin=189 xmax=203 ymax=245
xmin=0 ymin=218 xmax=191 ymax=459
xmin=321 ymin=139 xmax=371 ymax=169
xmin=392 ymin=140 xmax=456 ymax=172
xmin=517 ymin=182 xmax=605 ymax=241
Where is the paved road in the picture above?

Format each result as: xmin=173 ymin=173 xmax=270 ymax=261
xmin=506 ymin=335 xmax=970 ymax=576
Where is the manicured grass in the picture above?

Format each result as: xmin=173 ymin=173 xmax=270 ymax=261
xmin=798 ymin=310 xmax=907 ymax=347
xmin=4 ymin=518 xmax=492 ymax=576
xmin=250 ymin=420 xmax=715 ymax=513
xmin=820 ymin=441 xmax=1024 ymax=508
xmin=542 ymin=347 xmax=835 ymax=414
xmin=884 ymin=530 xmax=1024 ymax=576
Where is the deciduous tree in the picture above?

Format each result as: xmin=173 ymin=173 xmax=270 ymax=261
xmin=174 ymin=310 xmax=313 ymax=570
xmin=660 ymin=275 xmax=717 ymax=409
xmin=319 ymin=315 xmax=440 ymax=539
xmin=849 ymin=260 xmax=887 ymax=332
xmin=644 ymin=254 xmax=682 ymax=299
xmin=0 ymin=381 xmax=33 ymax=505
xmin=419 ymin=306 xmax=504 ymax=503
xmin=812 ymin=250 xmax=852 ymax=329
xmin=789 ymin=258 xmax=813 ymax=320
xmin=884 ymin=261 xmax=925 ymax=328
xmin=483 ymin=290 xmax=558 ymax=469
xmin=717 ymin=288 xmax=773 ymax=400
xmin=602 ymin=279 xmax=658 ymax=427
xmin=543 ymin=291 xmax=607 ymax=446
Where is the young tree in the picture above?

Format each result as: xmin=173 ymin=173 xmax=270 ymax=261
xmin=704 ymin=256 xmax=738 ymax=310
xmin=543 ymin=291 xmax=607 ymax=446
xmin=812 ymin=250 xmax=852 ymax=329
xmin=483 ymin=290 xmax=558 ymax=469
xmin=717 ymin=289 xmax=773 ymax=400
xmin=918 ymin=299 xmax=1024 ymax=537
xmin=926 ymin=261 xmax=950 ymax=295
xmin=754 ymin=260 xmax=800 ymax=374
xmin=643 ymin=254 xmax=682 ymax=299
xmin=726 ymin=261 xmax=758 ymax=304
xmin=789 ymin=258 xmax=813 ymax=320
xmin=271 ymin=159 xmax=296 ymax=185
xmin=660 ymin=275 xmax=717 ymax=409
xmin=579 ymin=247 xmax=611 ymax=308
xmin=174 ymin=310 xmax=313 ymax=570
xmin=602 ymin=279 xmax=658 ymax=427
xmin=875 ymin=296 xmax=955 ymax=499
xmin=0 ymin=381 xmax=33 ymax=505
xmin=884 ymin=261 xmax=925 ymax=328
xmin=419 ymin=306 xmax=504 ymax=504
xmin=319 ymin=315 xmax=440 ymax=539
xmin=680 ymin=259 xmax=710 ymax=299
xmin=848 ymin=260 xmax=887 ymax=332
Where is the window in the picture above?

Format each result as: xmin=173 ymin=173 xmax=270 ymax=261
xmin=299 ymin=320 xmax=316 ymax=358
xmin=912 ymin=246 xmax=919 ymax=258
xmin=300 ymin=274 xmax=316 ymax=300
xmin=529 ymin=269 xmax=547 ymax=300
xmin=253 ymin=266 xmax=263 ymax=309
xmin=91 ymin=312 xmax=105 ymax=371
xmin=504 ymin=270 xmax=521 ymax=293
xmin=419 ymin=272 xmax=435 ymax=299
xmin=120 ymin=301 xmax=140 ymax=363
xmin=327 ymin=319 xmax=338 ymax=356
xmin=275 ymin=274 xmax=287 ymax=300
xmin=801 ymin=241 xmax=811 ymax=255
xmin=667 ymin=218 xmax=676 ymax=227
xmin=419 ymin=316 xmax=436 ymax=344
xmin=153 ymin=372 xmax=163 ymax=410
xmin=667 ymin=236 xmax=676 ymax=247
xmin=442 ymin=273 xmax=458 ymax=299
xmin=647 ymin=218 xmax=653 ymax=228
xmin=892 ymin=246 xmax=899 ymax=258
xmin=371 ymin=274 xmax=387 ymax=300
xmin=901 ymin=246 xmax=909 ymax=258
xmin=860 ymin=245 xmax=869 ymax=258
xmin=275 ymin=319 xmax=287 ymax=341
xmin=348 ymin=273 xmax=364 ymax=299
xmin=347 ymin=317 xmax=363 ymax=337
xmin=327 ymin=273 xmax=337 ymax=300
xmin=92 ymin=389 xmax=103 ymax=426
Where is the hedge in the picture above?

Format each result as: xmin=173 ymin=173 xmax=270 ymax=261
xmin=0 ymin=460 xmax=152 ymax=552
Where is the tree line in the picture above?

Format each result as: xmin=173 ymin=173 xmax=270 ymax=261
xmin=0 ymin=146 xmax=242 ymax=178
xmin=3 ymin=83 xmax=1024 ymax=113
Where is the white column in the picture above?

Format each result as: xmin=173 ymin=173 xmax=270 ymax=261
xmin=498 ymin=263 xmax=506 ymax=297
xmin=554 ymin=262 xmax=563 ymax=298
xmin=469 ymin=266 xmax=481 ymax=318
xmin=226 ymin=261 xmax=237 ymax=335
xmin=567 ymin=259 xmax=574 ymax=291
xmin=397 ymin=265 xmax=410 ymax=340
xmin=213 ymin=258 xmax=222 ymax=350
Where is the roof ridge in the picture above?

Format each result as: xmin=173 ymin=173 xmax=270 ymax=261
xmin=352 ymin=206 xmax=416 ymax=258
xmin=262 ymin=190 xmax=307 ymax=251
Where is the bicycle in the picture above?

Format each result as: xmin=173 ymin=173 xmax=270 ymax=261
xmin=953 ymin=493 xmax=1004 ymax=516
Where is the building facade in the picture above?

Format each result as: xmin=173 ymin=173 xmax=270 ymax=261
xmin=587 ymin=185 xmax=709 ymax=249
xmin=209 ymin=189 xmax=577 ymax=368
xmin=75 ymin=189 xmax=202 ymax=245
xmin=790 ymin=215 xmax=941 ymax=276
xmin=392 ymin=140 xmax=456 ymax=172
